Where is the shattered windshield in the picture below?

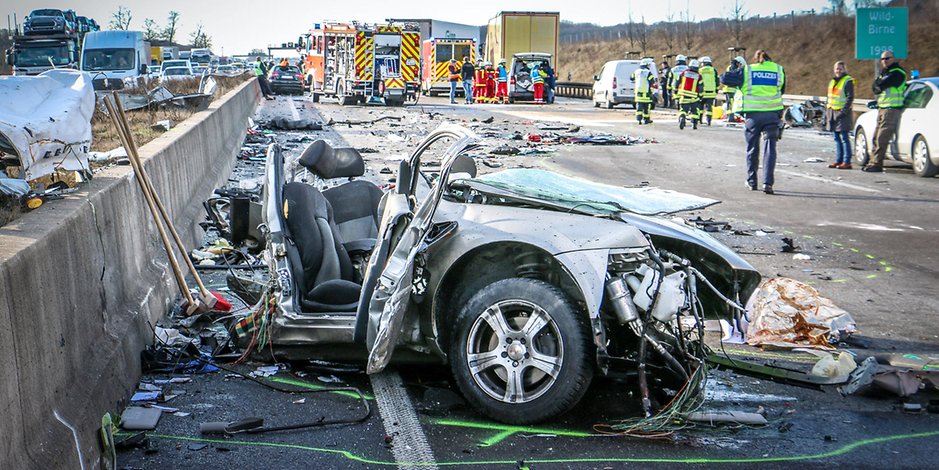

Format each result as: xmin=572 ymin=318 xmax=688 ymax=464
xmin=463 ymin=168 xmax=719 ymax=216
xmin=15 ymin=45 xmax=71 ymax=67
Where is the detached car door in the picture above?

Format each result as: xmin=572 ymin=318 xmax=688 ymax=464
xmin=362 ymin=126 xmax=478 ymax=374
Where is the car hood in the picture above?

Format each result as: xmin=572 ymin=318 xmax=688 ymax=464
xmin=458 ymin=168 xmax=720 ymax=216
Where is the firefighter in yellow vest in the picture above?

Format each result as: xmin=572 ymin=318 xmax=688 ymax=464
xmin=825 ymin=61 xmax=856 ymax=169
xmin=631 ymin=58 xmax=655 ymax=125
xmin=699 ymin=56 xmax=718 ymax=126
xmin=677 ymin=59 xmax=704 ymax=130
xmin=734 ymin=50 xmax=785 ymax=194
xmin=863 ymin=50 xmax=907 ymax=173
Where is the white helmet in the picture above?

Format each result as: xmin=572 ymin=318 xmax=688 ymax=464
xmin=676 ymin=54 xmax=687 ymax=62
xmin=734 ymin=56 xmax=746 ymax=66
xmin=689 ymin=59 xmax=700 ymax=68
xmin=700 ymin=56 xmax=712 ymax=64
xmin=640 ymin=57 xmax=652 ymax=66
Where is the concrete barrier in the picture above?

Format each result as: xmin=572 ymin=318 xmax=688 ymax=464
xmin=0 ymin=78 xmax=260 ymax=468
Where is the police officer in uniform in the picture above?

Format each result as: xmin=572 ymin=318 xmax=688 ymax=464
xmin=734 ymin=50 xmax=785 ymax=194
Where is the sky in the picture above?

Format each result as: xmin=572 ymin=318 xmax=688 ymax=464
xmin=2 ymin=0 xmax=832 ymax=55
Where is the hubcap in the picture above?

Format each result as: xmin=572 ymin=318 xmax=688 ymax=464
xmin=913 ymin=140 xmax=928 ymax=173
xmin=465 ymin=300 xmax=563 ymax=404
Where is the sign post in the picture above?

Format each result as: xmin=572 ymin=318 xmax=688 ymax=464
xmin=855 ymin=7 xmax=908 ymax=60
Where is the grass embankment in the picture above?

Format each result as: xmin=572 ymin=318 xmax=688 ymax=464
xmin=559 ymin=2 xmax=939 ymax=96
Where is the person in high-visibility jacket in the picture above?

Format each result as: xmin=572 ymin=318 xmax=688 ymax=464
xmin=825 ymin=61 xmax=855 ymax=169
xmin=631 ymin=58 xmax=656 ymax=125
xmin=531 ymin=62 xmax=547 ymax=104
xmin=496 ymin=59 xmax=509 ymax=104
xmin=863 ymin=50 xmax=907 ymax=173
xmin=254 ymin=57 xmax=274 ymax=100
xmin=677 ymin=59 xmax=704 ymax=130
xmin=484 ymin=62 xmax=496 ymax=103
xmin=669 ymin=55 xmax=689 ymax=109
xmin=733 ymin=50 xmax=785 ymax=194
xmin=474 ymin=60 xmax=487 ymax=103
xmin=447 ymin=58 xmax=461 ymax=104
xmin=699 ymin=56 xmax=719 ymax=126
xmin=721 ymin=56 xmax=746 ymax=121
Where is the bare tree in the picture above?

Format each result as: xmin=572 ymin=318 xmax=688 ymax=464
xmin=727 ymin=0 xmax=747 ymax=49
xmin=660 ymin=9 xmax=676 ymax=52
xmin=109 ymin=5 xmax=132 ymax=31
xmin=190 ymin=23 xmax=212 ymax=49
xmin=626 ymin=5 xmax=636 ymax=48
xmin=163 ymin=11 xmax=181 ymax=44
xmin=829 ymin=0 xmax=847 ymax=15
xmin=636 ymin=16 xmax=650 ymax=55
xmin=679 ymin=2 xmax=695 ymax=51
xmin=142 ymin=18 xmax=160 ymax=41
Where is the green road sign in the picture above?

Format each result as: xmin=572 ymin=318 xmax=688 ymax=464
xmin=856 ymin=7 xmax=908 ymax=60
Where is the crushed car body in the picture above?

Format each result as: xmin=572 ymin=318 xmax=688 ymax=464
xmin=250 ymin=123 xmax=761 ymax=423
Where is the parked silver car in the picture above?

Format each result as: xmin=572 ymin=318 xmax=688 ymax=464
xmin=255 ymin=124 xmax=759 ymax=423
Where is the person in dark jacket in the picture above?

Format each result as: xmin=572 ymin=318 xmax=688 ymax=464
xmin=863 ymin=50 xmax=907 ymax=173
xmin=825 ymin=61 xmax=855 ymax=169
xmin=659 ymin=61 xmax=671 ymax=108
xmin=460 ymin=56 xmax=475 ymax=104
xmin=543 ymin=62 xmax=556 ymax=104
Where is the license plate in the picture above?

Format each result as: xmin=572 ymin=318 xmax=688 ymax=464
xmin=282 ymin=76 xmax=294 ymax=80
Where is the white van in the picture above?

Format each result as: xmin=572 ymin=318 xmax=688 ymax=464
xmin=80 ymin=31 xmax=151 ymax=91
xmin=592 ymin=59 xmax=658 ymax=109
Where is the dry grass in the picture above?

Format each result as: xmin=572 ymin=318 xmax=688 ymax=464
xmin=559 ymin=3 xmax=939 ymax=97
xmin=92 ymin=74 xmax=252 ymax=152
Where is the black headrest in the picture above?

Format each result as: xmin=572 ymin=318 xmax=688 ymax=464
xmin=299 ymin=140 xmax=365 ymax=178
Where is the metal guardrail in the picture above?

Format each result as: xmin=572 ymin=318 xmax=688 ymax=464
xmin=555 ymin=81 xmax=593 ymax=99
xmin=554 ymin=82 xmax=871 ymax=112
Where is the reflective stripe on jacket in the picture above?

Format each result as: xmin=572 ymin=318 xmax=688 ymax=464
xmin=448 ymin=63 xmax=460 ymax=80
xmin=678 ymin=70 xmax=701 ymax=99
xmin=733 ymin=61 xmax=785 ymax=113
xmin=877 ymin=66 xmax=907 ymax=108
xmin=827 ymin=74 xmax=855 ymax=110
xmin=699 ymin=65 xmax=718 ymax=98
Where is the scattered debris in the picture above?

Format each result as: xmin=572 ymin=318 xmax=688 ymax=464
xmin=120 ymin=407 xmax=163 ymax=430
xmin=747 ymin=278 xmax=857 ymax=349
xmin=793 ymin=253 xmax=812 ymax=261
xmin=687 ymin=410 xmax=768 ymax=425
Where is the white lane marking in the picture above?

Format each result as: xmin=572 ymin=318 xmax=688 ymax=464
xmin=54 ymin=409 xmax=86 ymax=470
xmin=370 ymin=370 xmax=437 ymax=470
xmin=816 ymin=222 xmax=905 ymax=232
xmin=288 ymin=99 xmax=301 ymax=121
xmin=776 ymin=169 xmax=882 ymax=193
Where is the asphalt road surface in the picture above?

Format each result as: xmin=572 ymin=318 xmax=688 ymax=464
xmin=118 ymin=93 xmax=939 ymax=470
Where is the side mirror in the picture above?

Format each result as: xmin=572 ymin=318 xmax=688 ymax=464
xmin=139 ymin=64 xmax=148 ymax=74
xmin=4 ymin=50 xmax=12 ymax=66
xmin=593 ymin=75 xmax=599 ymax=81
xmin=867 ymin=100 xmax=877 ymax=109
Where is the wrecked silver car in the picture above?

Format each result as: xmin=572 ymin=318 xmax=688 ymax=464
xmin=253 ymin=124 xmax=760 ymax=423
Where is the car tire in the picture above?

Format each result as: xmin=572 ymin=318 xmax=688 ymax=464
xmin=855 ymin=128 xmax=870 ymax=167
xmin=311 ymin=92 xmax=320 ymax=103
xmin=912 ymin=135 xmax=937 ymax=177
xmin=449 ymin=278 xmax=593 ymax=424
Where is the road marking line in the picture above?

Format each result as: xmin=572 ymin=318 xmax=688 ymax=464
xmin=370 ymin=370 xmax=437 ymax=469
xmin=776 ymin=169 xmax=881 ymax=193
xmin=288 ymin=99 xmax=301 ymax=121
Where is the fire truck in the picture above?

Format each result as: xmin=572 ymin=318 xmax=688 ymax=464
xmin=302 ymin=22 xmax=420 ymax=106
xmin=420 ymin=37 xmax=476 ymax=96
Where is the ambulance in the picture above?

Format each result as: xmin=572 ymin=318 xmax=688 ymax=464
xmin=420 ymin=37 xmax=476 ymax=96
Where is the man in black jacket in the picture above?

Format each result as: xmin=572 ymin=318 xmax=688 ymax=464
xmin=863 ymin=51 xmax=907 ymax=173
xmin=460 ymin=57 xmax=475 ymax=104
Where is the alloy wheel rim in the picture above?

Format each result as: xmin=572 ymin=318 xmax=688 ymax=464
xmin=465 ymin=299 xmax=563 ymax=404
xmin=913 ymin=140 xmax=928 ymax=173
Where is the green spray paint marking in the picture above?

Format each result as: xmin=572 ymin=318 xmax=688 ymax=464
xmin=123 ymin=429 xmax=939 ymax=466
xmin=432 ymin=419 xmax=591 ymax=447
xmin=831 ymin=279 xmax=849 ymax=283
xmin=865 ymin=254 xmax=876 ymax=260
xmin=268 ymin=376 xmax=374 ymax=400
xmin=850 ymin=248 xmax=860 ymax=253
xmin=866 ymin=274 xmax=878 ymax=279
xmin=831 ymin=241 xmax=844 ymax=247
